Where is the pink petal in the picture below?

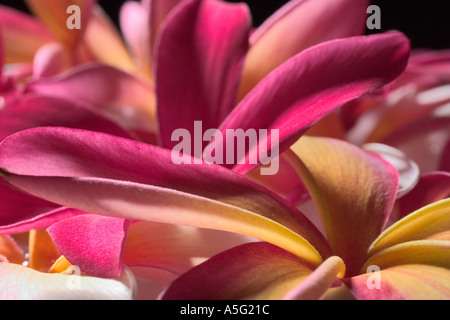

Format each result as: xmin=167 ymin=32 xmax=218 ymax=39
xmin=156 ymin=0 xmax=251 ymax=148
xmin=119 ymin=1 xmax=151 ymax=73
xmin=440 ymin=138 xmax=450 ymax=172
xmin=0 ymin=127 xmax=330 ymax=265
xmin=219 ymin=32 xmax=411 ymax=174
xmin=47 ymin=215 xmax=131 ymax=277
xmin=32 ymin=43 xmax=71 ymax=78
xmin=123 ymin=221 xmax=257 ymax=274
xmin=396 ymin=172 xmax=450 ymax=220
xmin=0 ymin=5 xmax=56 ymax=62
xmin=160 ymin=242 xmax=314 ymax=300
xmin=283 ymin=256 xmax=345 ymax=300
xmin=239 ymin=0 xmax=369 ymax=98
xmin=82 ymin=6 xmax=136 ymax=71
xmin=0 ymin=94 xmax=132 ymax=142
xmin=347 ymin=264 xmax=450 ymax=300
xmin=26 ymin=63 xmax=157 ymax=133
xmin=289 ymin=136 xmax=399 ymax=276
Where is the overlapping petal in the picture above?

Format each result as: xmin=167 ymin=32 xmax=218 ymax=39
xmin=47 ymin=215 xmax=131 ymax=277
xmin=0 ymin=262 xmax=136 ymax=300
xmin=221 ymin=32 xmax=410 ymax=174
xmin=0 ymin=5 xmax=56 ymax=62
xmin=348 ymin=264 xmax=450 ymax=300
xmin=0 ymin=127 xmax=330 ymax=266
xmin=156 ymin=0 xmax=251 ymax=148
xmin=25 ymin=0 xmax=96 ymax=51
xmin=160 ymin=242 xmax=315 ymax=300
xmin=26 ymin=64 xmax=157 ymax=132
xmin=289 ymin=136 xmax=399 ymax=276
xmin=369 ymin=199 xmax=450 ymax=255
xmin=238 ymin=0 xmax=369 ymax=98
xmin=123 ymin=221 xmax=257 ymax=275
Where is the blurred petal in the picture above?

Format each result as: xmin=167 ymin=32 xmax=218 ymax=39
xmin=440 ymin=138 xmax=450 ymax=171
xmin=0 ymin=6 xmax=55 ymax=62
xmin=160 ymin=242 xmax=314 ymax=300
xmin=25 ymin=0 xmax=96 ymax=50
xmin=283 ymin=256 xmax=345 ymax=300
xmin=156 ymin=0 xmax=251 ymax=148
xmin=289 ymin=136 xmax=398 ymax=276
xmin=0 ymin=127 xmax=330 ymax=266
xmin=33 ymin=42 xmax=71 ymax=78
xmin=396 ymin=172 xmax=450 ymax=219
xmin=84 ymin=6 xmax=136 ymax=71
xmin=362 ymin=240 xmax=450 ymax=272
xmin=28 ymin=229 xmax=61 ymax=272
xmin=0 ymin=262 xmax=135 ymax=300
xmin=362 ymin=143 xmax=419 ymax=199
xmin=222 ymin=33 xmax=411 ymax=174
xmin=370 ymin=199 xmax=450 ymax=256
xmin=348 ymin=264 xmax=450 ymax=300
xmin=47 ymin=215 xmax=131 ymax=277
xmin=239 ymin=0 xmax=368 ymax=98
xmin=0 ymin=95 xmax=133 ymax=141
xmin=123 ymin=221 xmax=257 ymax=274
xmin=26 ymin=64 xmax=157 ymax=132
xmin=0 ymin=235 xmax=25 ymax=264
xmin=119 ymin=1 xmax=151 ymax=73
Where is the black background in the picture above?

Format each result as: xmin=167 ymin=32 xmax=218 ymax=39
xmin=1 ymin=0 xmax=450 ymax=49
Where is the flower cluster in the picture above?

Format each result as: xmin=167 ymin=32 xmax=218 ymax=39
xmin=0 ymin=0 xmax=448 ymax=300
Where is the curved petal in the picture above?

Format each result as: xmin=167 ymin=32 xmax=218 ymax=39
xmin=0 ymin=127 xmax=330 ymax=266
xmin=396 ymin=172 xmax=450 ymax=219
xmin=47 ymin=215 xmax=131 ymax=277
xmin=25 ymin=0 xmax=96 ymax=50
xmin=220 ymin=33 xmax=411 ymax=174
xmin=239 ymin=0 xmax=368 ymax=98
xmin=0 ymin=94 xmax=133 ymax=142
xmin=28 ymin=229 xmax=61 ymax=272
xmin=83 ymin=6 xmax=136 ymax=71
xmin=156 ymin=0 xmax=251 ymax=148
xmin=347 ymin=264 xmax=450 ymax=300
xmin=289 ymin=136 xmax=398 ymax=276
xmin=440 ymin=138 xmax=450 ymax=171
xmin=283 ymin=256 xmax=345 ymax=300
xmin=0 ymin=235 xmax=25 ymax=264
xmin=370 ymin=199 xmax=450 ymax=256
xmin=362 ymin=240 xmax=450 ymax=272
xmin=32 ymin=42 xmax=71 ymax=78
xmin=26 ymin=64 xmax=157 ymax=132
xmin=244 ymin=151 xmax=309 ymax=205
xmin=123 ymin=221 xmax=257 ymax=274
xmin=0 ymin=262 xmax=135 ymax=300
xmin=119 ymin=1 xmax=151 ymax=74
xmin=0 ymin=6 xmax=56 ymax=62
xmin=160 ymin=242 xmax=314 ymax=300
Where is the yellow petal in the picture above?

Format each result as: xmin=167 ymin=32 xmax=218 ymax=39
xmin=48 ymin=255 xmax=73 ymax=273
xmin=0 ymin=235 xmax=25 ymax=265
xmin=349 ymin=264 xmax=450 ymax=300
xmin=369 ymin=198 xmax=450 ymax=255
xmin=28 ymin=229 xmax=61 ymax=272
xmin=362 ymin=240 xmax=450 ymax=273
xmin=289 ymin=136 xmax=398 ymax=276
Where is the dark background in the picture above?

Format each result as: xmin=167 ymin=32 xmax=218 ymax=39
xmin=1 ymin=0 xmax=449 ymax=49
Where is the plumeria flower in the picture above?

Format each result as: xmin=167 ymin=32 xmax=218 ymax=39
xmin=307 ymin=49 xmax=450 ymax=174
xmin=0 ymin=229 xmax=136 ymax=300
xmin=25 ymin=0 xmax=410 ymax=200
xmin=25 ymin=0 xmax=370 ymax=142
xmin=0 ymin=129 xmax=448 ymax=299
